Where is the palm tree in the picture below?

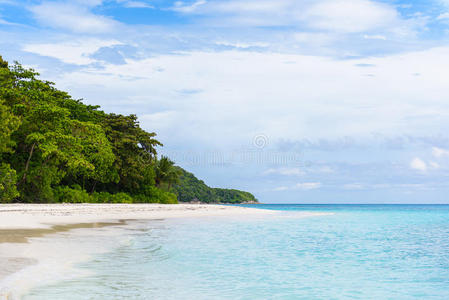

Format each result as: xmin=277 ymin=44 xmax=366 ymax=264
xmin=154 ymin=156 xmax=181 ymax=191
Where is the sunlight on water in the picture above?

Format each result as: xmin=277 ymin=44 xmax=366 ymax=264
xmin=24 ymin=205 xmax=449 ymax=300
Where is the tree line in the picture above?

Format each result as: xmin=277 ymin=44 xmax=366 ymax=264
xmin=0 ymin=56 xmax=257 ymax=204
xmin=172 ymin=167 xmax=258 ymax=203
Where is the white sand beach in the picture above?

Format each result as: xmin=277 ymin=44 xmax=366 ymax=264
xmin=0 ymin=203 xmax=274 ymax=230
xmin=0 ymin=204 xmax=275 ymax=299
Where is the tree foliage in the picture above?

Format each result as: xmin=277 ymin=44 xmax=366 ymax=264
xmin=0 ymin=56 xmax=176 ymax=203
xmin=172 ymin=168 xmax=258 ymax=203
xmin=155 ymin=156 xmax=181 ymax=191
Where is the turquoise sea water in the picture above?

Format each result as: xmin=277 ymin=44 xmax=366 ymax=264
xmin=24 ymin=205 xmax=449 ymax=299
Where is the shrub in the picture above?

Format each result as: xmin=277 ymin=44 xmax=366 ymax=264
xmin=54 ymin=186 xmax=177 ymax=204
xmin=134 ymin=185 xmax=178 ymax=204
xmin=55 ymin=185 xmax=91 ymax=203
xmin=110 ymin=192 xmax=133 ymax=203
xmin=0 ymin=163 xmax=18 ymax=203
xmin=91 ymin=191 xmax=111 ymax=203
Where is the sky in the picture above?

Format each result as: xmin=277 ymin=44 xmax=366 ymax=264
xmin=1 ymin=0 xmax=449 ymax=203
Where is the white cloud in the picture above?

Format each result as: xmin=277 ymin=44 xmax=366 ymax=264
xmin=215 ymin=41 xmax=269 ymax=49
xmin=35 ymin=46 xmax=449 ymax=151
xmin=341 ymin=183 xmax=434 ymax=191
xmin=432 ymin=147 xmax=449 ymax=158
xmin=342 ymin=183 xmax=365 ymax=190
xmin=29 ymin=2 xmax=119 ymax=33
xmin=273 ymin=186 xmax=289 ymax=191
xmin=303 ymin=0 xmax=398 ymax=33
xmin=293 ymin=32 xmax=337 ymax=45
xmin=172 ymin=0 xmax=207 ymax=13
xmin=75 ymin=0 xmax=104 ymax=6
xmin=170 ymin=0 xmax=412 ymax=36
xmin=294 ymin=182 xmax=321 ymax=190
xmin=410 ymin=157 xmax=427 ymax=172
xmin=75 ymin=0 xmax=104 ymax=7
xmin=312 ymin=166 xmax=335 ymax=174
xmin=272 ymin=182 xmax=322 ymax=191
xmin=140 ymin=111 xmax=179 ymax=131
xmin=429 ymin=161 xmax=440 ymax=169
xmin=437 ymin=12 xmax=449 ymax=20
xmin=23 ymin=39 xmax=122 ymax=65
xmin=179 ymin=0 xmax=288 ymax=15
xmin=363 ymin=34 xmax=387 ymax=40
xmin=0 ymin=17 xmax=23 ymax=26
xmin=263 ymin=167 xmax=304 ymax=176
xmin=263 ymin=165 xmax=333 ymax=177
xmin=122 ymin=1 xmax=154 ymax=8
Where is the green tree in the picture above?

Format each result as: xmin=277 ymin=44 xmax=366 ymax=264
xmin=101 ymin=113 xmax=161 ymax=192
xmin=0 ymin=98 xmax=20 ymax=202
xmin=0 ymin=163 xmax=18 ymax=202
xmin=0 ymin=57 xmax=20 ymax=202
xmin=155 ymin=156 xmax=181 ymax=191
xmin=172 ymin=167 xmax=258 ymax=203
xmin=0 ymin=100 xmax=20 ymax=154
xmin=0 ymin=61 xmax=116 ymax=201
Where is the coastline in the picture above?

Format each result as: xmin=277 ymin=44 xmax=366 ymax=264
xmin=0 ymin=203 xmax=273 ymax=230
xmin=0 ymin=203 xmax=274 ymax=298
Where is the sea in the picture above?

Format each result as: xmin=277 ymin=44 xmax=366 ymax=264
xmin=22 ymin=204 xmax=449 ymax=299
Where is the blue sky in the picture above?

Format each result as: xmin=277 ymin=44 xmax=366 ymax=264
xmin=2 ymin=0 xmax=449 ymax=203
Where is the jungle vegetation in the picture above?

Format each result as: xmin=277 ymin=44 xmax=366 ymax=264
xmin=172 ymin=168 xmax=258 ymax=204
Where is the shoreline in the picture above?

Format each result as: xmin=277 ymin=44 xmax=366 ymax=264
xmin=0 ymin=203 xmax=274 ymax=230
xmin=0 ymin=203 xmax=275 ymax=298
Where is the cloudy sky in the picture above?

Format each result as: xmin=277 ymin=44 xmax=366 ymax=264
xmin=2 ymin=0 xmax=449 ymax=203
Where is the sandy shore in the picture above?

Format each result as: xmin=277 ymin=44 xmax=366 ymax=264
xmin=0 ymin=203 xmax=274 ymax=298
xmin=0 ymin=203 xmax=273 ymax=230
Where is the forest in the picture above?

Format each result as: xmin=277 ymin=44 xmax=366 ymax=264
xmin=0 ymin=56 xmax=257 ymax=204
xmin=173 ymin=168 xmax=258 ymax=203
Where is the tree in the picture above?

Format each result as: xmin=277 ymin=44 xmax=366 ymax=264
xmin=0 ymin=99 xmax=20 ymax=153
xmin=0 ymin=163 xmax=18 ymax=202
xmin=101 ymin=113 xmax=161 ymax=192
xmin=154 ymin=156 xmax=181 ymax=191
xmin=0 ymin=61 xmax=117 ymax=201
xmin=0 ymin=65 xmax=20 ymax=201
xmin=0 ymin=99 xmax=19 ymax=202
xmin=65 ymin=120 xmax=118 ymax=193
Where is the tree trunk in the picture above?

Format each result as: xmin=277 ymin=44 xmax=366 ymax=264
xmin=18 ymin=142 xmax=36 ymax=185
xmin=90 ymin=181 xmax=97 ymax=194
